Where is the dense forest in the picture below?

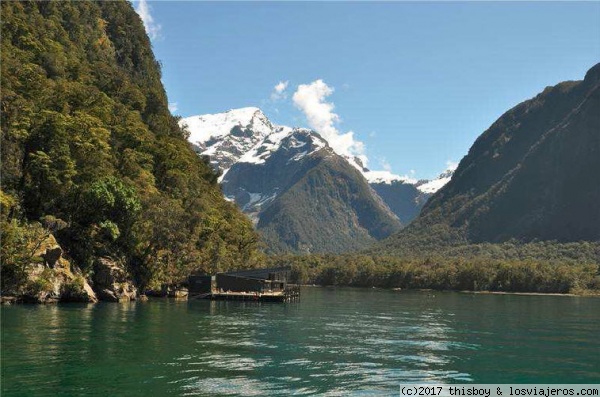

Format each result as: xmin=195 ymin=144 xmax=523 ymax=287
xmin=1 ymin=1 xmax=263 ymax=296
xmin=272 ymin=240 xmax=600 ymax=294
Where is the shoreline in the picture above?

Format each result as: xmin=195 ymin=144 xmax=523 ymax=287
xmin=458 ymin=290 xmax=579 ymax=297
xmin=3 ymin=286 xmax=599 ymax=305
xmin=298 ymin=284 xmax=600 ymax=297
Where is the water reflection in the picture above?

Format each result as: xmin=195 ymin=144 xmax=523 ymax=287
xmin=2 ymin=289 xmax=600 ymax=396
xmin=176 ymin=289 xmax=475 ymax=395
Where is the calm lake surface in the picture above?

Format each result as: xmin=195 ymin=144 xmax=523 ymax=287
xmin=2 ymin=287 xmax=599 ymax=396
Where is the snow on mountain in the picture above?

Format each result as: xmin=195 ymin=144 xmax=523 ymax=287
xmin=343 ymin=155 xmax=367 ymax=173
xmin=416 ymin=166 xmax=456 ymax=194
xmin=181 ymin=107 xmax=274 ymax=172
xmin=364 ymin=163 xmax=456 ymax=194
xmin=236 ymin=126 xmax=291 ymax=165
xmin=181 ymin=108 xmax=334 ymax=182
xmin=181 ymin=106 xmax=455 ymax=194
xmin=236 ymin=126 xmax=328 ymax=166
xmin=416 ymin=177 xmax=451 ymax=194
xmin=180 ymin=108 xmax=339 ymax=225
xmin=364 ymin=166 xmax=454 ymax=195
xmin=365 ymin=168 xmax=453 ymax=194
xmin=364 ymin=170 xmax=417 ymax=185
xmin=367 ymin=166 xmax=454 ymax=225
xmin=184 ymin=107 xmax=272 ymax=144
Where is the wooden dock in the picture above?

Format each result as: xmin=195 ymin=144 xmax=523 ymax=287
xmin=195 ymin=285 xmax=300 ymax=302
xmin=210 ymin=291 xmax=285 ymax=302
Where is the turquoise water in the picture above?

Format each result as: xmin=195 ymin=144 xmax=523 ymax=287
xmin=2 ymin=287 xmax=599 ymax=396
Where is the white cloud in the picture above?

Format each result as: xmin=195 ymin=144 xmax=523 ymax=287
xmin=292 ymin=79 xmax=365 ymax=161
xmin=274 ymin=81 xmax=288 ymax=94
xmin=270 ymin=80 xmax=289 ymax=101
xmin=135 ymin=0 xmax=161 ymax=41
xmin=168 ymin=102 xmax=178 ymax=113
xmin=379 ymin=157 xmax=392 ymax=172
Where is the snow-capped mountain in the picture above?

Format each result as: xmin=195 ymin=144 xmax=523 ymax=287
xmin=183 ymin=107 xmax=275 ymax=174
xmin=180 ymin=107 xmax=453 ymax=252
xmin=182 ymin=107 xmax=337 ymax=220
xmin=221 ymin=127 xmax=331 ymax=222
xmin=416 ymin=168 xmax=455 ymax=194
xmin=182 ymin=107 xmax=453 ymax=193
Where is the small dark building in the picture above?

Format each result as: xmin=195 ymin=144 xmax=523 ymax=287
xmin=188 ymin=275 xmax=216 ymax=294
xmin=216 ymin=267 xmax=290 ymax=292
xmin=215 ymin=273 xmax=264 ymax=293
xmin=188 ymin=267 xmax=291 ymax=295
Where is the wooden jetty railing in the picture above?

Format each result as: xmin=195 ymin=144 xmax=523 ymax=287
xmin=193 ymin=284 xmax=301 ymax=302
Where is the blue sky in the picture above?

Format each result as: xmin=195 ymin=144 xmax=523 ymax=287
xmin=135 ymin=1 xmax=600 ymax=179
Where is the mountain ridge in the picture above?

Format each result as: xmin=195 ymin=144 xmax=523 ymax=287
xmin=377 ymin=63 xmax=600 ymax=254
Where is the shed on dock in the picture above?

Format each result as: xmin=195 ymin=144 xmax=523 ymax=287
xmin=188 ymin=266 xmax=297 ymax=301
xmin=218 ymin=267 xmax=291 ymax=292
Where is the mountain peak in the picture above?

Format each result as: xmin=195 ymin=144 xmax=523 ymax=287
xmin=181 ymin=108 xmax=334 ymax=175
xmin=182 ymin=107 xmax=272 ymax=146
xmin=584 ymin=62 xmax=600 ymax=84
xmin=179 ymin=106 xmax=448 ymax=250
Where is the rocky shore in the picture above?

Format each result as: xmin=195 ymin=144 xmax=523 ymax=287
xmin=0 ymin=234 xmax=145 ymax=305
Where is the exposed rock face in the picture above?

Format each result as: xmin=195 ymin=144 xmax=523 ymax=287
xmin=172 ymin=289 xmax=189 ymax=299
xmin=42 ymin=246 xmax=62 ymax=268
xmin=1 ymin=296 xmax=18 ymax=305
xmin=17 ymin=234 xmax=98 ymax=304
xmin=92 ymin=257 xmax=138 ymax=302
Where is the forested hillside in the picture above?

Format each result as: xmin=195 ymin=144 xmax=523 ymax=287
xmin=271 ymin=240 xmax=600 ymax=294
xmin=1 ymin=0 xmax=262 ymax=293
xmin=256 ymin=150 xmax=402 ymax=253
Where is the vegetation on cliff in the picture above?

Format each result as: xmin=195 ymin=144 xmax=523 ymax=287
xmin=1 ymin=0 xmax=262 ymax=294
